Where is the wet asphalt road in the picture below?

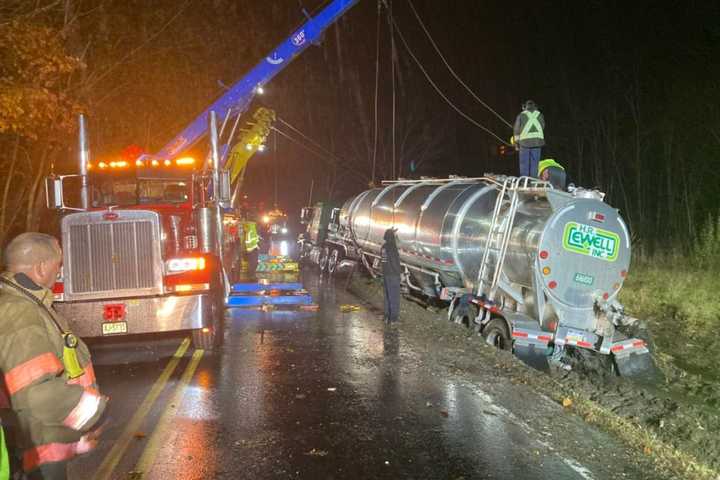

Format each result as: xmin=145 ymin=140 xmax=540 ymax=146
xmin=69 ymin=265 xmax=653 ymax=479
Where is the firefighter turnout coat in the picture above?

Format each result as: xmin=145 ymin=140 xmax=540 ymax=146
xmin=0 ymin=272 xmax=107 ymax=473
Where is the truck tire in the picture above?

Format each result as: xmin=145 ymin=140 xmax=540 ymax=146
xmin=318 ymin=246 xmax=330 ymax=273
xmin=193 ymin=294 xmax=224 ymax=351
xmin=327 ymin=248 xmax=340 ymax=275
xmin=482 ymin=318 xmax=512 ymax=351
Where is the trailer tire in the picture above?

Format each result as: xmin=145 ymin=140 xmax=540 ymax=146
xmin=482 ymin=318 xmax=512 ymax=351
xmin=327 ymin=248 xmax=340 ymax=275
xmin=450 ymin=301 xmax=477 ymax=328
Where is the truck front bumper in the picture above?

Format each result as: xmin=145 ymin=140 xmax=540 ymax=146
xmin=55 ymin=294 xmax=212 ymax=338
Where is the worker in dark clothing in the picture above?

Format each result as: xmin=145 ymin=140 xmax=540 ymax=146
xmin=512 ymin=100 xmax=546 ymax=177
xmin=538 ymin=158 xmax=567 ymax=190
xmin=381 ymin=228 xmax=401 ymax=324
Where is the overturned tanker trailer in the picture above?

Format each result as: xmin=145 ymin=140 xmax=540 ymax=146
xmin=313 ymin=175 xmax=656 ymax=378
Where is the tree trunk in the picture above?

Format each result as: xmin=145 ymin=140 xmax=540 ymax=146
xmin=25 ymin=150 xmax=49 ymax=232
xmin=0 ymin=136 xmax=20 ymax=246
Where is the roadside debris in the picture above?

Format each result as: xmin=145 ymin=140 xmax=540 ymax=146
xmin=305 ymin=448 xmax=329 ymax=457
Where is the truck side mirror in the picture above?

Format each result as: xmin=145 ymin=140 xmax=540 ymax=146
xmin=45 ymin=175 xmax=86 ymax=211
xmin=45 ymin=176 xmax=64 ymax=210
xmin=300 ymin=207 xmax=312 ymax=224
xmin=218 ymin=170 xmax=232 ymax=208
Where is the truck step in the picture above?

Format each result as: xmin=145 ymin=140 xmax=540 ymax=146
xmin=226 ymin=293 xmax=314 ymax=307
xmin=231 ymin=282 xmax=304 ymax=292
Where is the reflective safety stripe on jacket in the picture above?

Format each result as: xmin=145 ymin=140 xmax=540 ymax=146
xmin=0 ymin=426 xmax=8 ymax=480
xmin=244 ymin=223 xmax=259 ymax=251
xmin=0 ymin=272 xmax=107 ymax=473
xmin=518 ymin=111 xmax=544 ymax=141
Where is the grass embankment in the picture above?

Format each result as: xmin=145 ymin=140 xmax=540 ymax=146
xmin=621 ymin=258 xmax=720 ymax=395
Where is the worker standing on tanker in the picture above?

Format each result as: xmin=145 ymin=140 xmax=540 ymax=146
xmin=512 ymin=100 xmax=545 ymax=177
xmin=0 ymin=233 xmax=108 ymax=480
xmin=381 ymin=228 xmax=402 ymax=324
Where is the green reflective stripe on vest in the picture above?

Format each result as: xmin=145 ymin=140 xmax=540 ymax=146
xmin=0 ymin=427 xmax=9 ymax=480
xmin=518 ymin=111 xmax=544 ymax=141
xmin=244 ymin=223 xmax=259 ymax=251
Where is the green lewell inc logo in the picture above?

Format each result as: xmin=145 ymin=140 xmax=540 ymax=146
xmin=563 ymin=222 xmax=620 ymax=261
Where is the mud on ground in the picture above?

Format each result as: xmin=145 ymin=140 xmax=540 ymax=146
xmin=345 ymin=275 xmax=720 ymax=480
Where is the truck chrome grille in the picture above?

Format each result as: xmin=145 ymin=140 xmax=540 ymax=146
xmin=63 ymin=211 xmax=162 ymax=298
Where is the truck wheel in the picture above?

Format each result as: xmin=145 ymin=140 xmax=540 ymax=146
xmin=193 ymin=295 xmax=224 ymax=351
xmin=318 ymin=246 xmax=330 ymax=272
xmin=192 ymin=327 xmax=215 ymax=350
xmin=327 ymin=248 xmax=340 ymax=275
xmin=482 ymin=318 xmax=512 ymax=351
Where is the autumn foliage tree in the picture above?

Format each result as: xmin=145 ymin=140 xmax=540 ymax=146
xmin=0 ymin=15 xmax=84 ymax=244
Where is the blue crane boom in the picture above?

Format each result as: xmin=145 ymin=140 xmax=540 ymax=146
xmin=152 ymin=0 xmax=360 ymax=165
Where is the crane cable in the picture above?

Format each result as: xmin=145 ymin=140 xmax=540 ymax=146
xmin=390 ymin=14 xmax=511 ymax=146
xmin=406 ymin=0 xmax=513 ymax=129
xmin=271 ymin=122 xmax=368 ymax=180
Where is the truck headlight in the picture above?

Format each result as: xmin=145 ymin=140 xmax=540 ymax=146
xmin=281 ymin=227 xmax=288 ymax=234
xmin=166 ymin=257 xmax=206 ymax=273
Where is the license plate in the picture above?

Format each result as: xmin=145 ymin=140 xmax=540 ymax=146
xmin=566 ymin=328 xmax=586 ymax=344
xmin=102 ymin=321 xmax=128 ymax=335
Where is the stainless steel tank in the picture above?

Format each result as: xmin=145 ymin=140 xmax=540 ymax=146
xmin=340 ymin=178 xmax=631 ymax=323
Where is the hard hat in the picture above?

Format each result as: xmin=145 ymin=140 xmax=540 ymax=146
xmin=537 ymin=158 xmax=564 ymax=177
xmin=522 ymin=100 xmax=537 ymax=111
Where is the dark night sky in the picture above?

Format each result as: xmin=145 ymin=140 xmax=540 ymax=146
xmin=85 ymin=0 xmax=719 ymax=237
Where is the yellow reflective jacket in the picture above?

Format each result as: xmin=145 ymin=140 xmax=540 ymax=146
xmin=0 ymin=273 xmax=107 ymax=473
xmin=243 ymin=222 xmax=260 ymax=252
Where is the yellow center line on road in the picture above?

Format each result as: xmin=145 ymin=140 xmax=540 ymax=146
xmin=92 ymin=337 xmax=191 ymax=480
xmin=132 ymin=348 xmax=205 ymax=477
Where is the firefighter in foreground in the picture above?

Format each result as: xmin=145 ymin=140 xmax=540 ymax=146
xmin=0 ymin=233 xmax=107 ymax=479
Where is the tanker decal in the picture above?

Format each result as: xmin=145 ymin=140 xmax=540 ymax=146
xmin=562 ymin=222 xmax=619 ymax=261
xmin=573 ymin=272 xmax=595 ymax=286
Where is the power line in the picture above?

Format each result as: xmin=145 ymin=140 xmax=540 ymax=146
xmin=271 ymin=125 xmax=368 ymax=180
xmin=371 ymin=0 xmax=382 ymax=185
xmin=390 ymin=14 xmax=510 ymax=146
xmin=277 ymin=117 xmax=340 ymax=161
xmin=389 ymin=1 xmax=397 ymax=179
xmin=406 ymin=0 xmax=513 ymax=129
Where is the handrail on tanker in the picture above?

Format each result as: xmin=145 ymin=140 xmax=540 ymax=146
xmin=381 ymin=175 xmax=554 ymax=193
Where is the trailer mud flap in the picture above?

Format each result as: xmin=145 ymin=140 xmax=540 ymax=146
xmin=514 ymin=343 xmax=550 ymax=372
xmin=613 ymin=351 xmax=661 ymax=384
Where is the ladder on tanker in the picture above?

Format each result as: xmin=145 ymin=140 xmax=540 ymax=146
xmin=475 ymin=177 xmax=542 ymax=301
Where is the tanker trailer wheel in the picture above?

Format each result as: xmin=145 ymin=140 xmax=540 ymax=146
xmin=318 ymin=246 xmax=330 ymax=273
xmin=327 ymin=248 xmax=340 ymax=275
xmin=482 ymin=318 xmax=512 ymax=351
xmin=450 ymin=300 xmax=478 ymax=329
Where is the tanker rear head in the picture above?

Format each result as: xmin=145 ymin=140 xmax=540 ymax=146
xmin=536 ymin=194 xmax=631 ymax=333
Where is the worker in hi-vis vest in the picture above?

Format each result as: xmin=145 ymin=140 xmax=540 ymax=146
xmin=538 ymin=158 xmax=567 ymax=190
xmin=512 ymin=100 xmax=545 ymax=177
xmin=243 ymin=221 xmax=260 ymax=276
